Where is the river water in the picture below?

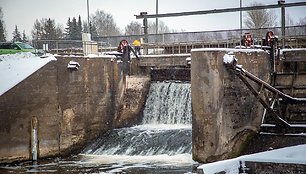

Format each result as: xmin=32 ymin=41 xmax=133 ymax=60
xmin=0 ymin=81 xmax=197 ymax=173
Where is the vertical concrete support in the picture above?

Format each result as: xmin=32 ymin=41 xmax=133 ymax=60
xmin=191 ymin=48 xmax=270 ymax=163
xmin=31 ymin=116 xmax=38 ymax=161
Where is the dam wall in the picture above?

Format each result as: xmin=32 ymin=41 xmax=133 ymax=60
xmin=191 ymin=48 xmax=271 ymax=163
xmin=0 ymin=52 xmax=191 ymax=163
xmin=0 ymin=56 xmax=150 ymax=163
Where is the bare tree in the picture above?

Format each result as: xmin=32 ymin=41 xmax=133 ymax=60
xmin=296 ymin=17 xmax=306 ymax=35
xmin=244 ymin=2 xmax=277 ymax=29
xmin=286 ymin=13 xmax=294 ymax=26
xmin=125 ymin=21 xmax=142 ymax=35
xmin=91 ymin=10 xmax=121 ymax=36
xmin=148 ymin=20 xmax=170 ymax=34
xmin=297 ymin=17 xmax=306 ymax=25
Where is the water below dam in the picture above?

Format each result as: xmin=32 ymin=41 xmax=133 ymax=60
xmin=0 ymin=81 xmax=197 ymax=173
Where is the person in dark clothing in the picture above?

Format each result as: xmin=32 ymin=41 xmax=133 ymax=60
xmin=117 ymin=40 xmax=139 ymax=75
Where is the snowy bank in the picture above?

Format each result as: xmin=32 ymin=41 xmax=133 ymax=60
xmin=0 ymin=52 xmax=57 ymax=96
xmin=198 ymin=144 xmax=306 ymax=174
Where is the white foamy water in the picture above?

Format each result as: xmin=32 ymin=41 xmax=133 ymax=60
xmin=78 ymin=81 xmax=195 ymax=173
xmin=79 ymin=153 xmax=194 ymax=166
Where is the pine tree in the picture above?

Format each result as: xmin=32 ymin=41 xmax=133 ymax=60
xmin=22 ymin=30 xmax=28 ymax=42
xmin=90 ymin=22 xmax=98 ymax=38
xmin=31 ymin=18 xmax=63 ymax=41
xmin=0 ymin=19 xmax=5 ymax=42
xmin=77 ymin=15 xmax=82 ymax=39
xmin=12 ymin=25 xmax=22 ymax=42
xmin=70 ymin=17 xmax=78 ymax=40
xmin=83 ymin=22 xmax=89 ymax=33
xmin=43 ymin=18 xmax=57 ymax=39
xmin=65 ymin=17 xmax=71 ymax=39
xmin=0 ymin=7 xmax=6 ymax=42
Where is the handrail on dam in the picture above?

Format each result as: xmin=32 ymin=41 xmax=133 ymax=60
xmin=224 ymin=54 xmax=306 ymax=130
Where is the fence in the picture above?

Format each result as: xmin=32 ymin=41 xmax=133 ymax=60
xmin=32 ymin=25 xmax=306 ymax=54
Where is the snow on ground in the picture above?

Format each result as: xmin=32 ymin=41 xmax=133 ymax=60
xmin=198 ymin=144 xmax=306 ymax=174
xmin=0 ymin=52 xmax=56 ymax=96
xmin=279 ymin=48 xmax=306 ymax=55
xmin=191 ymin=48 xmax=264 ymax=53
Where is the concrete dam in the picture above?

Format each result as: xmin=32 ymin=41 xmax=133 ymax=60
xmin=0 ymin=48 xmax=305 ymax=173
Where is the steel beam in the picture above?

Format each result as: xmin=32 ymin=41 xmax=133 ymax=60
xmin=135 ymin=2 xmax=306 ymax=19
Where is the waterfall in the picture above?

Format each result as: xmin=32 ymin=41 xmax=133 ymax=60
xmin=81 ymin=81 xmax=192 ymax=163
xmin=142 ymin=81 xmax=191 ymax=125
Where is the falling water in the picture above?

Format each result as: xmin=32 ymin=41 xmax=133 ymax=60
xmin=142 ymin=81 xmax=192 ymax=125
xmin=80 ymin=81 xmax=194 ymax=171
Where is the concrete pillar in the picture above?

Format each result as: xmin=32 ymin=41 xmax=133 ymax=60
xmin=191 ymin=48 xmax=270 ymax=163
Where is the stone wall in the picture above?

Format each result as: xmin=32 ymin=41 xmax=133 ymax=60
xmin=191 ymin=48 xmax=270 ymax=163
xmin=0 ymin=56 xmax=139 ymax=163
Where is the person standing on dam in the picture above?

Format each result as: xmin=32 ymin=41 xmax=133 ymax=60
xmin=133 ymin=39 xmax=141 ymax=55
xmin=117 ymin=40 xmax=139 ymax=75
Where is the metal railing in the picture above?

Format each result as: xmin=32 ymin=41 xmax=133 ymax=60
xmin=32 ymin=25 xmax=306 ymax=55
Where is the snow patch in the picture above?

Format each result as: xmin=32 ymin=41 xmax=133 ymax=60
xmin=223 ymin=53 xmax=236 ymax=64
xmin=198 ymin=144 xmax=306 ymax=174
xmin=0 ymin=52 xmax=57 ymax=96
xmin=280 ymin=48 xmax=306 ymax=55
xmin=67 ymin=60 xmax=80 ymax=70
xmin=191 ymin=48 xmax=264 ymax=53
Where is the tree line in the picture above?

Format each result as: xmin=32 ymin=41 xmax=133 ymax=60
xmin=0 ymin=4 xmax=306 ymax=42
xmin=1 ymin=8 xmax=174 ymax=42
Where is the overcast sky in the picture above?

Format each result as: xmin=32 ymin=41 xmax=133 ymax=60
xmin=1 ymin=0 xmax=306 ymax=40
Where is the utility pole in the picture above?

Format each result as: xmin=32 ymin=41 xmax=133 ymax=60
xmin=156 ymin=0 xmax=159 ymax=35
xmin=240 ymin=0 xmax=242 ymax=47
xmin=87 ymin=0 xmax=90 ymax=35
xmin=279 ymin=0 xmax=286 ymax=48
xmin=140 ymin=12 xmax=148 ymax=54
